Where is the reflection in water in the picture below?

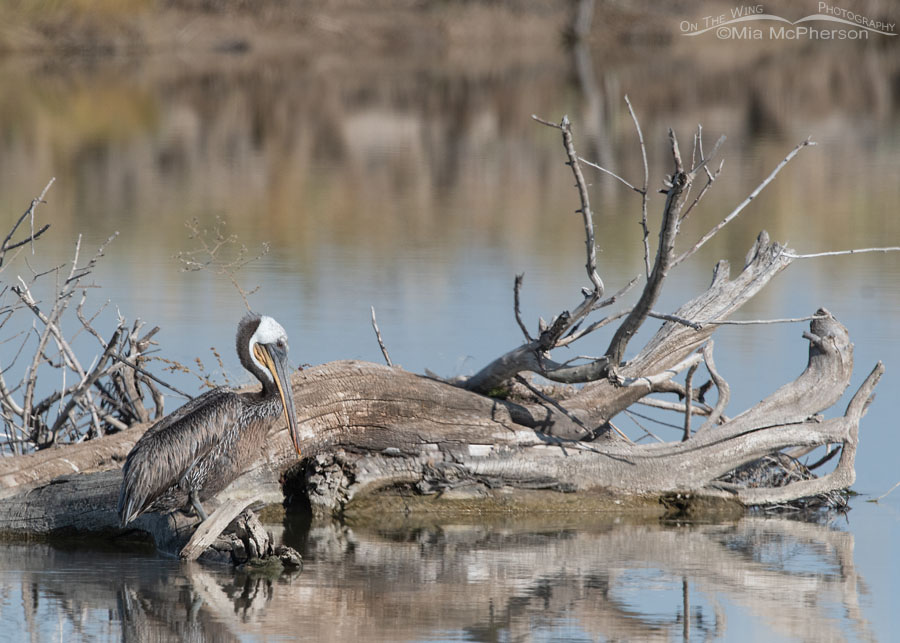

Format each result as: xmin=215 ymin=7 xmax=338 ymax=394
xmin=0 ymin=36 xmax=896 ymax=390
xmin=0 ymin=32 xmax=898 ymax=387
xmin=0 ymin=516 xmax=873 ymax=641
xmin=0 ymin=13 xmax=897 ymax=642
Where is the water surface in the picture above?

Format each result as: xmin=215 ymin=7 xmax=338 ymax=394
xmin=1 ymin=510 xmax=893 ymax=642
xmin=0 ymin=7 xmax=899 ymax=641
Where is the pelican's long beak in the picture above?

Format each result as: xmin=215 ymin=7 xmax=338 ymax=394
xmin=261 ymin=342 xmax=301 ymax=456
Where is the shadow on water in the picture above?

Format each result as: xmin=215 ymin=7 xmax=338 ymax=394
xmin=0 ymin=514 xmax=874 ymax=641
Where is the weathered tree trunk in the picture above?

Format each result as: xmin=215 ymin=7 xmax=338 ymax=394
xmin=0 ymin=308 xmax=880 ymax=542
xmin=0 ymin=117 xmax=885 ymax=558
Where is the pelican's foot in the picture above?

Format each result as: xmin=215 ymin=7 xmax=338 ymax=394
xmin=189 ymin=490 xmax=209 ymax=522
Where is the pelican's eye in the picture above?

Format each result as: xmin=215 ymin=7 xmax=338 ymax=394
xmin=276 ymin=338 xmax=286 ymax=350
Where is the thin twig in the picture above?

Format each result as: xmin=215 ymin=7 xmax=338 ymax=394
xmin=805 ymin=445 xmax=840 ymax=471
xmin=871 ymin=480 xmax=900 ymax=503
xmin=577 ymin=157 xmax=639 ymax=192
xmin=558 ymin=116 xmax=604 ymax=297
xmin=647 ymin=311 xmax=702 ymax=331
xmin=674 ymin=138 xmax=815 ymax=267
xmin=531 ymin=114 xmax=562 ymax=129
xmin=680 ymin=159 xmax=723 ymax=224
xmin=697 ymin=313 xmax=829 ymax=327
xmin=370 ymin=306 xmax=393 ymax=367
xmin=682 ymin=362 xmax=699 ymax=441
xmin=113 ymin=354 xmax=194 ymax=399
xmin=559 ymin=308 xmax=630 ymax=347
xmin=593 ymin=275 xmax=640 ymax=311
xmin=649 ymin=311 xmax=829 ymax=330
xmin=635 ymin=397 xmax=712 ymax=416
xmin=605 ymin=129 xmax=690 ymax=367
xmin=624 ymin=409 xmax=664 ymax=443
xmin=177 ymin=217 xmax=269 ymax=312
xmin=784 ymin=247 xmax=900 ymax=259
xmin=48 ymin=327 xmax=123 ymax=441
xmin=624 ymin=96 xmax=651 ymax=279
xmin=690 ymin=134 xmax=726 ymax=176
xmin=606 ymin=420 xmax=633 ymax=444
xmin=0 ymin=178 xmax=55 ymax=269
xmin=625 ymin=408 xmax=686 ymax=432
xmin=513 ymin=274 xmax=533 ymax=342
xmin=513 ymin=374 xmax=588 ymax=434
xmin=696 ymin=341 xmax=729 ymax=433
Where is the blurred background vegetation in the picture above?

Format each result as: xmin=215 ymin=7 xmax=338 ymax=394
xmin=0 ymin=0 xmax=897 ymax=379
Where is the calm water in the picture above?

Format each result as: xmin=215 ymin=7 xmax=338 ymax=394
xmin=1 ymin=509 xmax=897 ymax=642
xmin=0 ymin=505 xmax=897 ymax=641
xmin=1 ymin=5 xmax=900 ymax=641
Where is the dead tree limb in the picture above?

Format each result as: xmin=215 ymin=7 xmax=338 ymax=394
xmin=0 ymin=114 xmax=888 ymax=552
xmin=696 ymin=341 xmax=729 ymax=433
xmin=0 ymin=191 xmax=181 ymax=454
xmin=674 ymin=138 xmax=815 ymax=267
xmin=0 ymin=178 xmax=54 ymax=270
xmin=370 ymin=306 xmax=393 ymax=367
xmin=0 ymin=312 xmax=874 ymax=528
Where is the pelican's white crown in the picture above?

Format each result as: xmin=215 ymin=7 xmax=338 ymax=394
xmin=248 ymin=315 xmax=289 ymax=381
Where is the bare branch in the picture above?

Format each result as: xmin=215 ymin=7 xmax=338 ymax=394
xmin=513 ymin=274 xmax=533 ymax=342
xmin=647 ymin=311 xmax=702 ymax=331
xmin=605 ymin=421 xmax=633 ymax=443
xmin=577 ymin=157 xmax=639 ymax=192
xmin=531 ymin=114 xmax=562 ymax=129
xmin=784 ymin=247 xmax=900 ymax=259
xmin=805 ymin=446 xmax=841 ymax=471
xmin=176 ymin=217 xmax=270 ymax=312
xmin=636 ymin=397 xmax=712 ymax=416
xmin=605 ymin=129 xmax=691 ymax=368
xmin=558 ymin=116 xmax=604 ymax=297
xmin=872 ymin=480 xmax=900 ymax=503
xmin=113 ymin=355 xmax=193 ymax=399
xmin=625 ymin=409 xmax=665 ymax=443
xmin=624 ymin=96 xmax=651 ymax=278
xmin=557 ymin=308 xmax=630 ymax=347
xmin=696 ymin=341 xmax=730 ymax=433
xmin=679 ymin=126 xmax=724 ymax=225
xmin=646 ymin=311 xmax=828 ymax=331
xmin=514 ymin=375 xmax=590 ymax=436
xmin=0 ymin=178 xmax=55 ymax=269
xmin=674 ymin=138 xmax=815 ymax=267
xmin=48 ymin=327 xmax=123 ymax=443
xmin=617 ymin=352 xmax=704 ymax=390
xmin=370 ymin=306 xmax=393 ymax=368
xmin=683 ymin=362 xmax=699 ymax=441
xmin=466 ymin=116 xmax=614 ymax=393
xmin=698 ymin=313 xmax=829 ymax=328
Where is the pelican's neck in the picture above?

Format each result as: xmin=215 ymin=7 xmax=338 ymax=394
xmin=236 ymin=314 xmax=277 ymax=397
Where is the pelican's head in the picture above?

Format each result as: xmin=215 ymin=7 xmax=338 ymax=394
xmin=239 ymin=314 xmax=301 ymax=456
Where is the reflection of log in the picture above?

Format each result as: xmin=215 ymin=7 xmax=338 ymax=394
xmin=1 ymin=515 xmax=869 ymax=641
xmin=284 ymin=517 xmax=872 ymax=643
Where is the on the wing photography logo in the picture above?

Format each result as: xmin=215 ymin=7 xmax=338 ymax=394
xmin=680 ymin=3 xmax=896 ymax=40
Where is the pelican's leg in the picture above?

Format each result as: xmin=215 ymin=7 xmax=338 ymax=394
xmin=189 ymin=490 xmax=208 ymax=521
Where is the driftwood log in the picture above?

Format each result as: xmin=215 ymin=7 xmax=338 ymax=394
xmin=0 ymin=115 xmax=886 ymax=556
xmin=0 ymin=294 xmax=881 ymax=542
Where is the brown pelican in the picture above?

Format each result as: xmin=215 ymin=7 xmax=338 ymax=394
xmin=117 ymin=313 xmax=300 ymax=526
